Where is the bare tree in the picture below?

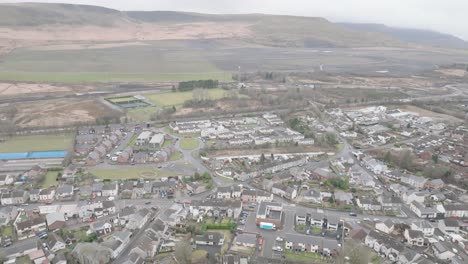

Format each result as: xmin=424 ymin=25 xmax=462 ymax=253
xmin=71 ymin=243 xmax=112 ymax=264
xmin=175 ymin=241 xmax=193 ymax=264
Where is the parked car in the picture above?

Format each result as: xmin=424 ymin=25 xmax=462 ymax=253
xmin=349 ymin=212 xmax=357 ymax=217
xmin=273 ymin=246 xmax=283 ymax=252
xmin=276 ymin=236 xmax=283 ymax=242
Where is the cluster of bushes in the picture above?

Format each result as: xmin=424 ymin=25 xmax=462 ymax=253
xmin=178 ymin=80 xmax=219 ymax=91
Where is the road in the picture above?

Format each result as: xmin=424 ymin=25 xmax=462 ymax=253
xmin=113 ymin=210 xmax=157 ymax=263
xmin=2 ymin=237 xmax=38 ymax=258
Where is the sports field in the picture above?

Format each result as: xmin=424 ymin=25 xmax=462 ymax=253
xmin=107 ymin=96 xmax=136 ymax=103
xmin=90 ymin=167 xmax=179 ymax=180
xmin=0 ymin=134 xmax=73 ymax=152
xmin=146 ymin=88 xmax=228 ymax=106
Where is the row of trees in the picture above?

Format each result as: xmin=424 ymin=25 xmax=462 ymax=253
xmin=178 ymin=80 xmax=219 ymax=91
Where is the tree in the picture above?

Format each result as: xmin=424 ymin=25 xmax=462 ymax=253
xmin=175 ymin=241 xmax=193 ymax=264
xmin=325 ymin=132 xmax=338 ymax=145
xmin=384 ymin=151 xmax=392 ymax=164
xmin=432 ymin=154 xmax=439 ymax=164
xmin=406 ymin=123 xmax=411 ymax=129
xmin=71 ymin=243 xmax=112 ymax=264
xmin=400 ymin=151 xmax=413 ymax=171
xmin=172 ymin=105 xmax=177 ymax=112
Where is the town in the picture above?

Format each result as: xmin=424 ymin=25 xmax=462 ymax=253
xmin=0 ymin=99 xmax=466 ymax=264
xmin=0 ymin=2 xmax=468 ymax=264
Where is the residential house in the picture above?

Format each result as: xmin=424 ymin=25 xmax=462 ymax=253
xmin=15 ymin=216 xmax=47 ymax=239
xmin=404 ymin=229 xmax=424 ymax=246
xmin=1 ymin=191 xmax=28 ymax=205
xmin=235 ymin=233 xmax=257 ymax=248
xmin=400 ymin=174 xmax=427 ymax=189
xmin=186 ymin=182 xmax=205 ymax=195
xmin=127 ymin=208 xmax=151 ymax=230
xmin=439 ymin=219 xmax=461 ymax=234
xmin=444 ymin=204 xmax=468 ymax=218
xmin=46 ymin=233 xmax=66 ymax=252
xmin=190 ymin=199 xmax=243 ymax=219
xmin=92 ymin=183 xmax=103 ymax=197
xmin=0 ymin=207 xmax=18 ymax=226
xmin=122 ymin=252 xmax=144 ymax=264
xmin=402 ymin=190 xmax=427 ymax=205
xmin=375 ymin=219 xmax=395 ymax=234
xmin=397 ymin=249 xmax=421 ymax=264
xmin=217 ymin=186 xmax=233 ymax=199
xmin=410 ymin=201 xmax=437 ymax=218
xmin=0 ymin=174 xmax=14 ymax=186
xmin=91 ymin=221 xmax=112 ymax=236
xmin=46 ymin=212 xmax=66 ymax=231
xmin=62 ymin=164 xmax=79 ymax=179
xmin=29 ymin=189 xmax=41 ymax=202
xmin=432 ymin=242 xmax=455 ymax=261
xmin=301 ymin=189 xmax=322 ymax=204
xmin=86 ymin=151 xmax=100 ymax=165
xmin=363 ymin=158 xmax=388 ymax=174
xmin=102 ymin=183 xmax=119 ymax=197
xmin=55 ymin=185 xmax=74 ymax=200
xmin=195 ymin=232 xmax=225 ymax=246
xmin=271 ymin=183 xmax=297 ymax=200
xmin=117 ymin=148 xmax=133 ymax=164
xmin=334 ymin=192 xmax=353 ymax=205
xmin=132 ymin=182 xmax=146 ymax=199
xmin=133 ymin=152 xmax=148 ymax=164
xmin=102 ymin=201 xmax=117 ymax=215
xmin=411 ymin=221 xmax=434 ymax=237
xmin=102 ymin=230 xmax=132 ymax=259
xmin=357 ymin=197 xmax=382 ymax=211
xmin=365 ymin=230 xmax=404 ymax=262
xmin=425 ymin=179 xmax=444 ymax=190
xmin=284 ymin=233 xmax=339 ymax=257
xmin=159 ymin=203 xmax=187 ymax=227
xmin=26 ymin=165 xmax=47 ymax=178
xmin=39 ymin=189 xmax=55 ymax=202
xmin=379 ymin=194 xmax=402 ymax=211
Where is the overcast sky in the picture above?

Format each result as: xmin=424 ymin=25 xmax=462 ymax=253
xmin=2 ymin=0 xmax=468 ymax=40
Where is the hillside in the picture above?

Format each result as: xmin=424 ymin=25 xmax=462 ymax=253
xmin=0 ymin=3 xmax=404 ymax=48
xmin=0 ymin=3 xmax=127 ymax=26
xmin=338 ymin=23 xmax=468 ymax=50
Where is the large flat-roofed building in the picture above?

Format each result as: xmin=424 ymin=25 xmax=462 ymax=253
xmin=149 ymin=134 xmax=165 ymax=148
xmin=136 ymin=131 xmax=153 ymax=146
xmin=255 ymin=201 xmax=283 ymax=228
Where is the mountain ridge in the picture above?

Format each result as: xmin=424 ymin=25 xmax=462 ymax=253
xmin=0 ymin=3 xmax=464 ymax=50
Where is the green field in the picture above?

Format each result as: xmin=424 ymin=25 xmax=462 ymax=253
xmin=90 ymin=167 xmax=179 ymax=180
xmin=170 ymin=151 xmax=183 ymax=161
xmin=146 ymin=88 xmax=229 ymax=107
xmin=127 ymin=106 xmax=158 ymax=122
xmin=42 ymin=171 xmax=60 ymax=188
xmin=0 ymin=134 xmax=73 ymax=152
xmin=0 ymin=43 xmax=232 ymax=83
xmin=179 ymin=138 xmax=199 ymax=150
